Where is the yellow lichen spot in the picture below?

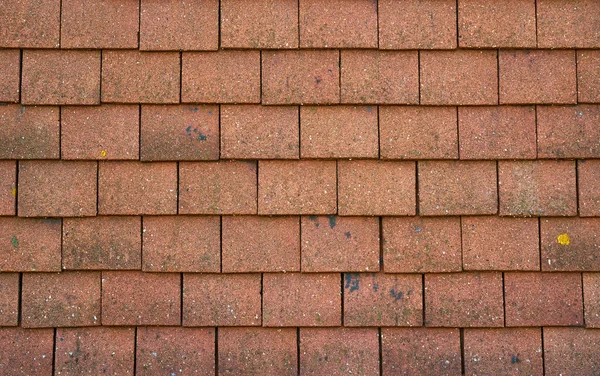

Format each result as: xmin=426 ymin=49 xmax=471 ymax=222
xmin=11 ymin=188 xmax=16 ymax=196
xmin=100 ymin=150 xmax=107 ymax=158
xmin=557 ymin=233 xmax=570 ymax=246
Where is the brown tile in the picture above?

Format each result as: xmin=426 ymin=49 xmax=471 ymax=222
xmin=221 ymin=0 xmax=298 ymax=49
xmin=380 ymin=106 xmax=458 ymax=160
xmin=262 ymin=50 xmax=340 ymax=105
xmin=102 ymin=271 xmax=180 ymax=326
xmin=383 ymin=217 xmax=462 ymax=273
xmin=179 ymin=161 xmax=257 ymax=215
xmin=0 ymin=49 xmax=20 ymax=102
xmin=0 ymin=273 xmax=19 ymax=326
xmin=0 ymin=161 xmax=16 ymax=216
xmin=537 ymin=0 xmax=600 ymax=48
xmin=0 ymin=0 xmax=60 ymax=48
xmin=462 ymin=216 xmax=540 ymax=271
xmin=504 ymin=272 xmax=583 ymax=326
xmin=99 ymin=161 xmax=177 ymax=215
xmin=22 ymin=50 xmax=100 ymax=105
xmin=301 ymin=216 xmax=379 ymax=273
xmin=221 ymin=105 xmax=299 ymax=159
xmin=143 ymin=216 xmax=220 ymax=272
xmin=0 ymin=218 xmax=61 ymax=272
xmin=420 ymin=50 xmax=498 ymax=105
xmin=183 ymin=273 xmax=261 ymax=326
xmin=498 ymin=160 xmax=577 ymax=216
xmin=578 ymin=50 xmax=600 ymax=103
xmin=18 ymin=161 xmax=97 ymax=217
xmin=263 ymin=273 xmax=341 ymax=326
xmin=344 ymin=273 xmax=422 ymax=327
xmin=0 ymin=105 xmax=60 ymax=159
xmin=22 ymin=272 xmax=101 ymax=328
xmin=259 ymin=160 xmax=336 ymax=215
xmin=0 ymin=328 xmax=54 ymax=375
xmin=141 ymin=105 xmax=219 ymax=161
xmin=579 ymin=160 xmax=600 ymax=217
xmin=544 ymin=328 xmax=600 ymax=376
xmin=63 ymin=216 xmax=141 ymax=271
xmin=425 ymin=272 xmax=504 ymax=327
xmin=584 ymin=273 xmax=600 ymax=328
xmin=102 ymin=51 xmax=180 ymax=104
xmin=541 ymin=218 xmax=600 ymax=271
xmin=140 ymin=0 xmax=218 ymax=51
xmin=222 ymin=216 xmax=299 ymax=273
xmin=499 ymin=50 xmax=577 ymax=104
xmin=338 ymin=160 xmax=416 ymax=216
xmin=61 ymin=105 xmax=139 ymax=160
xmin=182 ymin=51 xmax=260 ymax=103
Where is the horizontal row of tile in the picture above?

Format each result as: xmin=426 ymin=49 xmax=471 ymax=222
xmin=2 ymin=104 xmax=600 ymax=161
xmin=3 ymin=0 xmax=600 ymax=50
xmin=1 ymin=271 xmax=599 ymax=328
xmin=2 ymin=49 xmax=600 ymax=105
xmin=2 ymin=326 xmax=599 ymax=376
xmin=1 ymin=160 xmax=599 ymax=217
xmin=2 ymin=216 xmax=599 ymax=273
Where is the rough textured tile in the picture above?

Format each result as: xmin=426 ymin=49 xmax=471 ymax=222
xmin=578 ymin=50 xmax=600 ymax=103
xmin=379 ymin=0 xmax=457 ymax=49
xmin=102 ymin=51 xmax=180 ymax=104
xmin=61 ymin=0 xmax=139 ymax=48
xmin=262 ymin=50 xmax=340 ymax=104
xmin=499 ymin=50 xmax=577 ymax=104
xmin=300 ymin=0 xmax=377 ymax=48
xmin=141 ymin=105 xmax=219 ymax=161
xmin=338 ymin=160 xmax=416 ymax=216
xmin=458 ymin=0 xmax=537 ymax=48
xmin=383 ymin=217 xmax=462 ymax=273
xmin=498 ymin=160 xmax=577 ymax=217
xmin=221 ymin=105 xmax=299 ymax=159
xmin=459 ymin=106 xmax=537 ymax=159
xmin=22 ymin=50 xmax=100 ymax=105
xmin=344 ymin=273 xmax=422 ymax=327
xmin=221 ymin=0 xmax=298 ymax=49
xmin=63 ymin=216 xmax=141 ymax=271
xmin=179 ymin=161 xmax=257 ymax=215
xmin=143 ymin=216 xmax=220 ymax=272
xmin=99 ymin=162 xmax=177 ymax=215
xmin=380 ymin=106 xmax=458 ymax=160
xmin=300 ymin=328 xmax=379 ymax=375
xmin=55 ymin=327 xmax=135 ymax=376
xmin=0 ymin=218 xmax=61 ymax=272
xmin=382 ymin=328 xmax=462 ymax=375
xmin=0 ymin=273 xmax=19 ymax=326
xmin=537 ymin=104 xmax=600 ymax=158
xmin=137 ymin=327 xmax=215 ymax=376
xmin=0 ymin=161 xmax=16 ymax=216
xmin=61 ymin=105 xmax=139 ymax=160
xmin=0 ymin=328 xmax=54 ymax=375
xmin=579 ymin=160 xmax=600 ymax=217
xmin=464 ymin=328 xmax=543 ymax=376
xmin=259 ymin=160 xmax=336 ymax=215
xmin=102 ymin=271 xmax=180 ymax=326
xmin=419 ymin=161 xmax=498 ymax=216
xmin=21 ymin=272 xmax=101 ymax=328
xmin=584 ymin=273 xmax=600 ymax=328
xmin=420 ymin=50 xmax=498 ymax=105
xmin=182 ymin=51 xmax=260 ymax=103
xmin=462 ymin=216 xmax=540 ymax=271
xmin=263 ymin=273 xmax=341 ymax=327
xmin=537 ymin=0 xmax=600 ymax=48
xmin=218 ymin=328 xmax=297 ymax=376
xmin=19 ymin=161 xmax=97 ymax=217
xmin=544 ymin=328 xmax=600 ymax=376
xmin=183 ymin=273 xmax=261 ymax=326
xmin=0 ymin=0 xmax=60 ymax=48
xmin=301 ymin=216 xmax=379 ymax=273
xmin=0 ymin=49 xmax=20 ymax=102
xmin=504 ymin=272 xmax=583 ymax=326
xmin=222 ymin=216 xmax=299 ymax=273
xmin=140 ymin=0 xmax=218 ymax=51
xmin=341 ymin=50 xmax=419 ymax=104
xmin=300 ymin=106 xmax=378 ymax=159
xmin=541 ymin=218 xmax=600 ymax=271
xmin=425 ymin=272 xmax=504 ymax=327
xmin=0 ymin=105 xmax=60 ymax=159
